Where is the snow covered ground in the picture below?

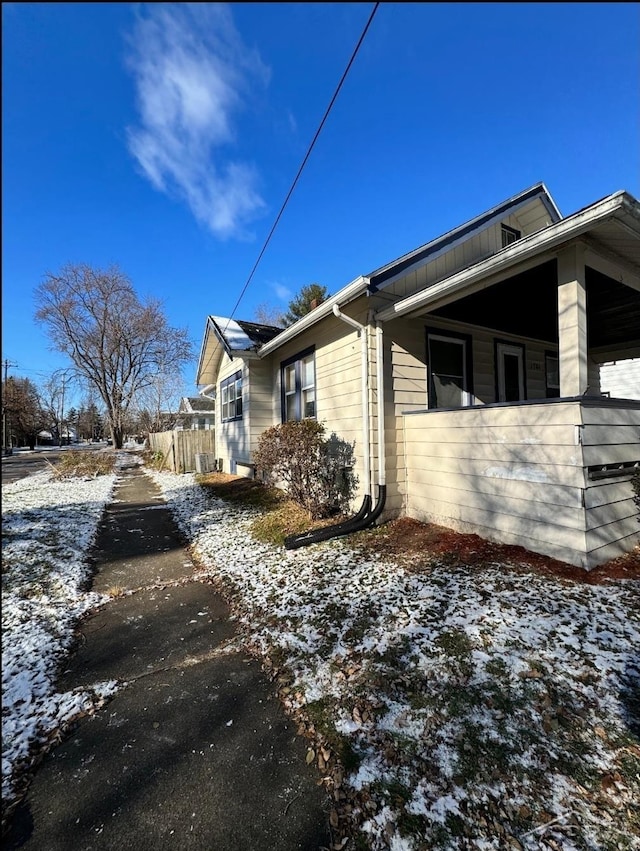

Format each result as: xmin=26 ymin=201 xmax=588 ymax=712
xmin=151 ymin=469 xmax=640 ymax=851
xmin=2 ymin=459 xmax=639 ymax=850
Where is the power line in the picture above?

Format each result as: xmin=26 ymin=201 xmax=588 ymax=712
xmin=223 ymin=2 xmax=380 ymax=331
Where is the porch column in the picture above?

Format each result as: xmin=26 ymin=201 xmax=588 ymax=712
xmin=557 ymin=244 xmax=588 ymax=396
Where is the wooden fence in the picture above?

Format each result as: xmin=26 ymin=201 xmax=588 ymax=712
xmin=148 ymin=430 xmax=216 ymax=474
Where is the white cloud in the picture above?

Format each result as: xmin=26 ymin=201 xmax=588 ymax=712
xmin=125 ymin=3 xmax=269 ymax=239
xmin=272 ymin=282 xmax=292 ymax=301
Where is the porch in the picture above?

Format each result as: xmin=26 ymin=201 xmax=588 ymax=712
xmin=403 ymin=397 xmax=640 ymax=569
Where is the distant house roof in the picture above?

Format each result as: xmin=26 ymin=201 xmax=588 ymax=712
xmin=178 ymin=396 xmax=216 ymax=414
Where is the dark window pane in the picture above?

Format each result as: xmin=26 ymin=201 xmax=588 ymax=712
xmin=431 ymin=339 xmax=464 ymax=376
xmin=503 ymin=353 xmax=521 ymax=401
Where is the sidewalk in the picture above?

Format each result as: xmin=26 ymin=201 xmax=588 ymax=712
xmin=4 ymin=461 xmax=331 ymax=850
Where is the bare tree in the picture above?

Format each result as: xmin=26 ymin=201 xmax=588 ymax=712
xmin=132 ymin=370 xmax=186 ymax=435
xmin=35 ymin=264 xmax=193 ymax=448
xmin=253 ymin=302 xmax=285 ymax=328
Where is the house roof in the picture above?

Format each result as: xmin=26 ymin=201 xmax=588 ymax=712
xmin=258 ymin=183 xmax=563 ymax=358
xmin=209 ymin=316 xmax=282 ymax=354
xmin=367 ymin=182 xmax=562 ymax=290
xmin=196 ymin=316 xmax=282 ymax=386
xmin=200 ymin=185 xmax=639 ymax=376
xmin=179 ymin=396 xmax=216 ymax=414
xmin=375 ymin=189 xmax=640 ymax=323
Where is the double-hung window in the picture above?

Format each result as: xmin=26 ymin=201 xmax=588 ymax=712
xmin=220 ymin=371 xmax=242 ymax=422
xmin=281 ymin=348 xmax=316 ymax=421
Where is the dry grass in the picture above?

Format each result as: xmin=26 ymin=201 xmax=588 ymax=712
xmin=198 ymin=472 xmax=350 ymax=545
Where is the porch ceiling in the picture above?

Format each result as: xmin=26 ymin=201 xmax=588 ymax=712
xmin=431 ymin=261 xmax=640 ymax=351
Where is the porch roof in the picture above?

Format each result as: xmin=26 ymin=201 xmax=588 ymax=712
xmin=375 ymin=191 xmax=640 ymax=327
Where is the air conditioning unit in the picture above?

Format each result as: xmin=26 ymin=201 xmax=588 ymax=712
xmin=195 ymin=453 xmax=216 ymax=474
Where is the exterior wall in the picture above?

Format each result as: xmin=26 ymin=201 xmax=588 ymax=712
xmin=381 ymin=315 xmax=572 ymax=517
xmin=216 ymin=353 xmax=249 ymax=473
xmin=581 ymin=403 xmax=640 ymax=565
xmin=248 ymin=356 xmax=276 ymax=458
xmin=266 ymin=303 xmax=370 ymax=503
xmin=402 ymin=399 xmax=640 ymax=569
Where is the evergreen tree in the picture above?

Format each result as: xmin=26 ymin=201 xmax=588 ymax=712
xmin=282 ymin=283 xmax=328 ymax=327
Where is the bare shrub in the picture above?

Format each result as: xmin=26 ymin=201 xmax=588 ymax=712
xmin=253 ymin=421 xmax=357 ymax=519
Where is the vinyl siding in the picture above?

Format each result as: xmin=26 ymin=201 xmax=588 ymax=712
xmin=402 ymin=400 xmax=640 ymax=569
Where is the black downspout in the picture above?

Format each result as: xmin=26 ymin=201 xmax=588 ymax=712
xmin=283 ymin=487 xmax=386 ymax=550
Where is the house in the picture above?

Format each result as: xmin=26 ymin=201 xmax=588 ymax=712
xmin=174 ymin=396 xmax=216 ymax=431
xmin=196 ymin=184 xmax=640 ymax=569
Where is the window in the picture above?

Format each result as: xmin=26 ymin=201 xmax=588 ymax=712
xmin=545 ymin=352 xmax=560 ymax=398
xmin=281 ymin=348 xmax=316 ymax=421
xmin=501 ymin=224 xmax=521 ymax=248
xmin=495 ymin=340 xmax=526 ymax=402
xmin=220 ymin=371 xmax=242 ymax=422
xmin=427 ymin=330 xmax=473 ymax=409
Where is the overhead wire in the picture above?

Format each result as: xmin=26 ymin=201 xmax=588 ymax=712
xmin=221 ymin=2 xmax=380 ymax=336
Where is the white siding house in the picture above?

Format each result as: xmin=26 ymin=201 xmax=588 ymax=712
xmin=196 ymin=184 xmax=640 ymax=569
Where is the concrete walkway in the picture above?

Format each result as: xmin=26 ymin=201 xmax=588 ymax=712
xmin=5 ymin=460 xmax=331 ymax=850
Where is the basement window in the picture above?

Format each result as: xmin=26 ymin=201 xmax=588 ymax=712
xmin=501 ymin=224 xmax=521 ymax=248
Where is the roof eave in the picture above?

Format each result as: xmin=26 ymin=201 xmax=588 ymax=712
xmin=376 ymin=191 xmax=633 ymax=322
xmin=368 ymin=183 xmax=563 ymax=290
xmin=258 ymin=275 xmax=371 ymax=357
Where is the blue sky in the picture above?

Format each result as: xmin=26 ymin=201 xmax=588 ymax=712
xmin=3 ymin=2 xmax=639 ymax=402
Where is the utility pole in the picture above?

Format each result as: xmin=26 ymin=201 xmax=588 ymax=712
xmin=2 ymin=359 xmax=18 ymax=454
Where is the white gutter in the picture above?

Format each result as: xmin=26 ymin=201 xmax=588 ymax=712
xmin=375 ymin=191 xmax=630 ymax=323
xmin=375 ymin=322 xmax=386 ymax=488
xmin=199 ymin=383 xmax=216 ymax=400
xmin=259 ymin=275 xmax=370 ymax=358
xmin=332 ymin=305 xmax=371 ymax=499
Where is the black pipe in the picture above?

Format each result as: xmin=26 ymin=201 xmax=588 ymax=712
xmin=284 ymin=495 xmax=371 ymax=550
xmin=284 ymin=486 xmax=386 ymax=550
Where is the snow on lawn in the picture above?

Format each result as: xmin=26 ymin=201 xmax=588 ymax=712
xmin=152 ymin=469 xmax=640 ymax=851
xmin=1 ymin=463 xmax=118 ymax=811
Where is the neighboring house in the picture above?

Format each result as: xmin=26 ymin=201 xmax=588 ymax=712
xmin=174 ymin=396 xmax=216 ymax=431
xmin=196 ymin=184 xmax=640 ymax=569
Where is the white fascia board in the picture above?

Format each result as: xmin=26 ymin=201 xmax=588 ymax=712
xmin=539 ymin=182 xmax=563 ymax=221
xmin=376 ymin=192 xmax=629 ymax=322
xmin=258 ymin=275 xmax=370 ymax=357
xmin=195 ymin=318 xmax=218 ymax=386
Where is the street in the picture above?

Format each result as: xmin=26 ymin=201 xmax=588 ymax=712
xmin=1 ymin=445 xmax=106 ymax=485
